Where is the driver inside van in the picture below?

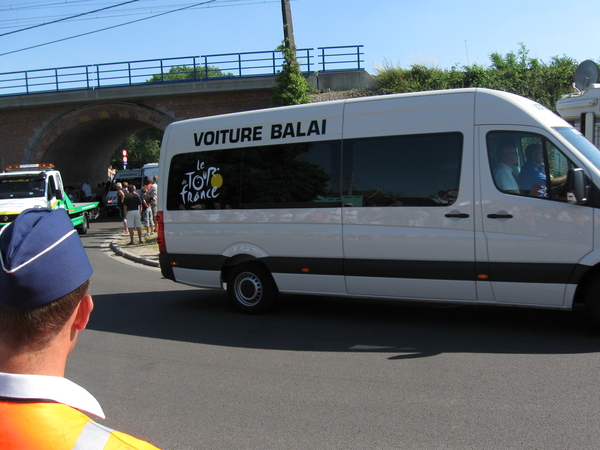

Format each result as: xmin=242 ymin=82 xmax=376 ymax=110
xmin=518 ymin=143 xmax=547 ymax=196
xmin=493 ymin=144 xmax=520 ymax=194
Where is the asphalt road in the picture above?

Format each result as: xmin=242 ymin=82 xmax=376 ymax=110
xmin=69 ymin=218 xmax=600 ymax=450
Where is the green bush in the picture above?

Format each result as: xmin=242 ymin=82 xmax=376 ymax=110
xmin=375 ymin=44 xmax=580 ymax=111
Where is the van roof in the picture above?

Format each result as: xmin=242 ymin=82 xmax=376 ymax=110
xmin=162 ymin=88 xmax=568 ymax=143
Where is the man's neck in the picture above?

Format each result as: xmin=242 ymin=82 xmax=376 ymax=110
xmin=0 ymin=343 xmax=68 ymax=377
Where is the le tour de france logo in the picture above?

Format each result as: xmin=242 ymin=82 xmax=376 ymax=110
xmin=180 ymin=160 xmax=223 ymax=205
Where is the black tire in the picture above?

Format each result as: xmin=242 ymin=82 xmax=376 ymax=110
xmin=227 ymin=262 xmax=278 ymax=314
xmin=585 ymin=276 xmax=600 ymax=327
xmin=76 ymin=213 xmax=88 ymax=235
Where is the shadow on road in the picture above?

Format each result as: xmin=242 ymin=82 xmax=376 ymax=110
xmin=87 ymin=288 xmax=600 ymax=359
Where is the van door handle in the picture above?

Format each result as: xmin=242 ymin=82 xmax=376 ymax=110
xmin=445 ymin=213 xmax=470 ymax=218
xmin=487 ymin=213 xmax=513 ymax=219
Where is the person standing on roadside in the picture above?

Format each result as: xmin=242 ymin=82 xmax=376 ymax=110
xmin=93 ymin=183 xmax=104 ymax=219
xmin=123 ymin=185 xmax=143 ymax=245
xmin=117 ymin=182 xmax=128 ymax=234
xmin=140 ymin=186 xmax=155 ymax=236
xmin=81 ymin=179 xmax=92 ymax=201
xmin=0 ymin=208 xmax=161 ymax=449
xmin=148 ymin=176 xmax=158 ymax=224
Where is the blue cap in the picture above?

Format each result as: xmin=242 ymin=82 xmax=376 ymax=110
xmin=0 ymin=208 xmax=93 ymax=310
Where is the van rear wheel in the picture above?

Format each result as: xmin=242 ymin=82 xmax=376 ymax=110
xmin=585 ymin=276 xmax=600 ymax=327
xmin=227 ymin=262 xmax=278 ymax=314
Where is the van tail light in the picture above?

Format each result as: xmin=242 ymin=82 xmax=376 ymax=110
xmin=156 ymin=211 xmax=167 ymax=253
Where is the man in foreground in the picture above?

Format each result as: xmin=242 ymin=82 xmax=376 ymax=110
xmin=0 ymin=208 xmax=160 ymax=449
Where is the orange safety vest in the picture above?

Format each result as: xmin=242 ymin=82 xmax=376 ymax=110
xmin=0 ymin=400 xmax=160 ymax=450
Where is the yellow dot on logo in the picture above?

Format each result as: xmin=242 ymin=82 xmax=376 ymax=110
xmin=211 ymin=174 xmax=223 ymax=188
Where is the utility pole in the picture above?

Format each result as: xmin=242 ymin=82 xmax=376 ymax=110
xmin=281 ymin=0 xmax=295 ymax=49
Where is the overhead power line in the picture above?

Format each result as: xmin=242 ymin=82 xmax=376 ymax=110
xmin=0 ymin=0 xmax=281 ymax=58
xmin=0 ymin=0 xmax=140 ymax=37
xmin=0 ymin=0 xmax=218 ymax=58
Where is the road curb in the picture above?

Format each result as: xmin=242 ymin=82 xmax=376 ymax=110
xmin=110 ymin=241 xmax=160 ymax=268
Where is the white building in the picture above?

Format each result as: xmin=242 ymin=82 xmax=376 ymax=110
xmin=556 ymin=60 xmax=600 ymax=147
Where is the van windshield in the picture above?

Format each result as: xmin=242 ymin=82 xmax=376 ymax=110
xmin=110 ymin=177 xmax=143 ymax=191
xmin=554 ymin=127 xmax=600 ymax=171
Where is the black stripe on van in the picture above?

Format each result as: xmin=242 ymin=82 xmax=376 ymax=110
xmin=164 ymin=254 xmax=228 ymax=272
xmin=164 ymin=254 xmax=584 ymax=285
xmin=344 ymin=259 xmax=474 ymax=281
xmin=487 ymin=262 xmax=579 ymax=284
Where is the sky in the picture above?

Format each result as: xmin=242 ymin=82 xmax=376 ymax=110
xmin=0 ymin=0 xmax=598 ymax=78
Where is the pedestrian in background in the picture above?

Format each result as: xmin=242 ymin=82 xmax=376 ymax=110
xmin=107 ymin=164 xmax=116 ymax=183
xmin=123 ymin=185 xmax=143 ymax=245
xmin=93 ymin=183 xmax=104 ymax=219
xmin=149 ymin=175 xmax=158 ymax=223
xmin=81 ymin=179 xmax=92 ymax=201
xmin=117 ymin=182 xmax=128 ymax=234
xmin=141 ymin=186 xmax=155 ymax=236
xmin=0 ymin=208 xmax=161 ymax=449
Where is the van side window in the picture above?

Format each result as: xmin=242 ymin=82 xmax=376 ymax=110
xmin=342 ymin=132 xmax=463 ymax=206
xmin=166 ymin=133 xmax=464 ymax=210
xmin=166 ymin=141 xmax=340 ymax=210
xmin=487 ymin=131 xmax=577 ymax=201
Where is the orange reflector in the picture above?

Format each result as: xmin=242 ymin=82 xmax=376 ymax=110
xmin=478 ymin=274 xmax=489 ymax=280
xmin=301 ymin=268 xmax=310 ymax=273
xmin=171 ymin=261 xmax=178 ymax=266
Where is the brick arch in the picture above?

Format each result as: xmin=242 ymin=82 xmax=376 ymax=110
xmin=30 ymin=103 xmax=173 ymax=187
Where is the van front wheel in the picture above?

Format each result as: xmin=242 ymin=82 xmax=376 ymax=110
xmin=227 ymin=263 xmax=278 ymax=314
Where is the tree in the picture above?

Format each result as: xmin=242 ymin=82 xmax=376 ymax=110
xmin=111 ymin=128 xmax=162 ymax=170
xmin=147 ymin=65 xmax=232 ymax=82
xmin=271 ymin=42 xmax=312 ymax=107
xmin=375 ymin=44 xmax=580 ymax=111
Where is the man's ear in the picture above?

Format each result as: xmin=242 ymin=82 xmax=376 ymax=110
xmin=73 ymin=295 xmax=94 ymax=331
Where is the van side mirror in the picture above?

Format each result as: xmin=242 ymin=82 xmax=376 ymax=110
xmin=566 ymin=168 xmax=587 ymax=205
xmin=55 ymin=189 xmax=63 ymax=200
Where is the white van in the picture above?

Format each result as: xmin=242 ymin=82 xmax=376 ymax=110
xmin=156 ymin=88 xmax=600 ymax=322
xmin=105 ymin=163 xmax=158 ymax=216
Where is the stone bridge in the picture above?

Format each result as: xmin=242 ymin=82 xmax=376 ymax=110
xmin=0 ymin=71 xmax=375 ymax=187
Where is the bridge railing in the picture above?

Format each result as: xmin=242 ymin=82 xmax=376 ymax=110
xmin=0 ymin=45 xmax=364 ymax=97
